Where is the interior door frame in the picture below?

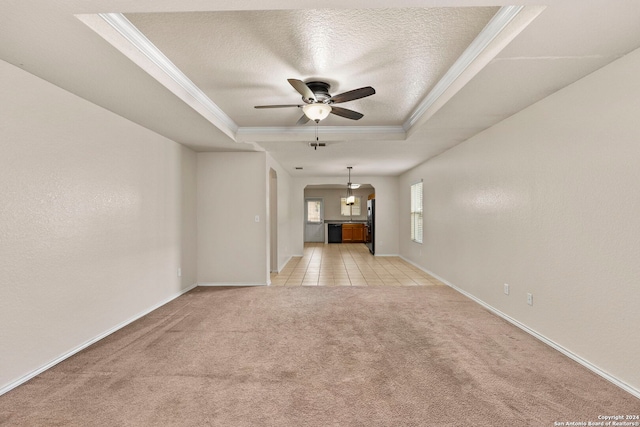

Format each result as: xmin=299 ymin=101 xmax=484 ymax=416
xmin=269 ymin=168 xmax=278 ymax=272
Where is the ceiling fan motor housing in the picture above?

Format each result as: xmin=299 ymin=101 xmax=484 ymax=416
xmin=306 ymin=81 xmax=332 ymax=103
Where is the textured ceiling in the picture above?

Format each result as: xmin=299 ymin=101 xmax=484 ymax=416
xmin=126 ymin=8 xmax=498 ymax=127
xmin=2 ymin=1 xmax=640 ymax=176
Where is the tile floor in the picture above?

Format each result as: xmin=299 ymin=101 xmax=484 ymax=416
xmin=270 ymin=243 xmax=446 ymax=287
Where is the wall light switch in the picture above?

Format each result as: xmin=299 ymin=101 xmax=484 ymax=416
xmin=177 ymin=268 xmax=182 ymax=277
xmin=504 ymin=283 xmax=510 ymax=295
xmin=255 ymin=215 xmax=260 ymax=222
xmin=527 ymin=293 xmax=533 ymax=306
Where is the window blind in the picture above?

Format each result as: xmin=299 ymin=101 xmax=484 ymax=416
xmin=410 ymin=181 xmax=423 ymax=243
xmin=341 ymin=197 xmax=361 ymax=216
xmin=307 ymin=200 xmax=322 ymax=223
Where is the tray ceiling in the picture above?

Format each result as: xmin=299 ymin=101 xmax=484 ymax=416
xmin=125 ymin=7 xmax=498 ymax=128
xmin=3 ymin=1 xmax=640 ymax=176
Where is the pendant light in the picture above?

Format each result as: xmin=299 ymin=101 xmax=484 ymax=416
xmin=346 ymin=167 xmax=355 ymax=206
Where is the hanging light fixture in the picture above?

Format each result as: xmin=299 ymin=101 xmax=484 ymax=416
xmin=346 ymin=167 xmax=355 ymax=205
xmin=303 ymin=103 xmax=332 ymax=122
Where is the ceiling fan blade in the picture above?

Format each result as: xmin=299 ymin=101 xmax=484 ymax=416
xmin=288 ymin=79 xmax=317 ymax=102
xmin=330 ymin=106 xmax=364 ymax=120
xmin=296 ymin=114 xmax=311 ymax=126
xmin=254 ymin=104 xmax=302 ymax=109
xmin=330 ymin=86 xmax=375 ymax=104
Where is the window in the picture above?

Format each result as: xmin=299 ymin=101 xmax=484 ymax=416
xmin=341 ymin=196 xmax=361 ymax=216
xmin=411 ymin=181 xmax=423 ymax=243
xmin=307 ymin=200 xmax=322 ymax=223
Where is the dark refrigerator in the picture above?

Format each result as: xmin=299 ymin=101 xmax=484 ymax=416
xmin=366 ymin=199 xmax=375 ymax=254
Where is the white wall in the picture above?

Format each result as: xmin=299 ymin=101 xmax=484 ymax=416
xmin=197 ymin=152 xmax=268 ymax=285
xmin=292 ymin=176 xmax=399 ymax=255
xmin=0 ymin=60 xmax=197 ymax=393
xmin=399 ymin=47 xmax=640 ymax=393
xmin=267 ymin=154 xmax=293 ymax=272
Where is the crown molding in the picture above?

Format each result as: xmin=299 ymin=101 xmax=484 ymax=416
xmin=80 ymin=6 xmax=543 ymax=145
xmin=86 ymin=13 xmax=239 ymax=140
xmin=236 ymin=126 xmax=406 ymax=142
xmin=403 ymin=5 xmax=544 ymax=135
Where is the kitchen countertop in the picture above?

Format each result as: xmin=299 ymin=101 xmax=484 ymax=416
xmin=325 ymin=220 xmax=367 ymax=224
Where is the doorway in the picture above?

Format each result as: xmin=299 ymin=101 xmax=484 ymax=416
xmin=269 ymin=168 xmax=278 ymax=272
xmin=304 ymin=198 xmax=324 ymax=242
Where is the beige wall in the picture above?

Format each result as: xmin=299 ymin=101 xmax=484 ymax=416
xmin=399 ymin=47 xmax=640 ymax=393
xmin=197 ymin=152 xmax=268 ymax=285
xmin=267 ymin=154 xmax=293 ymax=272
xmin=0 ymin=60 xmax=198 ymax=392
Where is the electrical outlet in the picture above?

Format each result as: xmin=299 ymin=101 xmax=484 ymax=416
xmin=527 ymin=293 xmax=533 ymax=306
xmin=504 ymin=283 xmax=510 ymax=295
xmin=177 ymin=268 xmax=182 ymax=277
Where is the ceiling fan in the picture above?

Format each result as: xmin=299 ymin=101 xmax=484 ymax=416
xmin=254 ymin=79 xmax=375 ymax=125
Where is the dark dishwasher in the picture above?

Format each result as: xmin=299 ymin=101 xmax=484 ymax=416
xmin=328 ymin=224 xmax=342 ymax=243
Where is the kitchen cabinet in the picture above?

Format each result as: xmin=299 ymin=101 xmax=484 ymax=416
xmin=342 ymin=223 xmax=365 ymax=243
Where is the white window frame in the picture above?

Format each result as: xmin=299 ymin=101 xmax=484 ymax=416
xmin=306 ymin=199 xmax=323 ymax=224
xmin=411 ymin=180 xmax=423 ymax=244
xmin=341 ymin=196 xmax=361 ymax=216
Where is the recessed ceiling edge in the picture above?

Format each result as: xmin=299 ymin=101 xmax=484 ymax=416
xmin=403 ymin=5 xmax=546 ymax=135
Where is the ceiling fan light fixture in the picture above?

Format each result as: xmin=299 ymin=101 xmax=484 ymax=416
xmin=303 ymin=103 xmax=332 ymax=122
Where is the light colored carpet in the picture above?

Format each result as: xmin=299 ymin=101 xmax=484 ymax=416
xmin=1 ymin=286 xmax=637 ymax=426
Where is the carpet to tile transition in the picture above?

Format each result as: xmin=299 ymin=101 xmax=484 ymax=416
xmin=0 ymin=286 xmax=637 ymax=426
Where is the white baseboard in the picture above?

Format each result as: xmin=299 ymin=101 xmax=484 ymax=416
xmin=399 ymin=256 xmax=640 ymax=400
xmin=0 ymin=283 xmax=198 ymax=397
xmin=197 ymin=283 xmax=267 ymax=287
xmin=278 ymin=256 xmax=293 ymax=272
